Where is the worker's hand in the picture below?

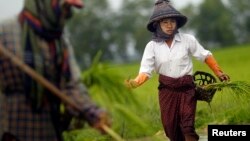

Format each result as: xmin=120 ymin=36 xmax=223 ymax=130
xmin=218 ymin=73 xmax=230 ymax=82
xmin=91 ymin=109 xmax=111 ymax=134
xmin=124 ymin=79 xmax=139 ymax=89
xmin=124 ymin=73 xmax=149 ymax=89
xmin=81 ymin=106 xmax=111 ymax=134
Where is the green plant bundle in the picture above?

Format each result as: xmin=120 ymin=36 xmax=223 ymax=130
xmin=203 ymin=81 xmax=250 ymax=96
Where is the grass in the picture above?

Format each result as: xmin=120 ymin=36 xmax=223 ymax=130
xmin=64 ymin=44 xmax=250 ymax=141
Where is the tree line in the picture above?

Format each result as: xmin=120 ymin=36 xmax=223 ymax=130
xmin=66 ymin=0 xmax=250 ymax=69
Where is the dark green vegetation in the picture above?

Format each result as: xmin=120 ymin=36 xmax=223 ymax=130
xmin=63 ymin=45 xmax=250 ymax=141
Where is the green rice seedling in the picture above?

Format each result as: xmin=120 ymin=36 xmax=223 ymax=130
xmin=203 ymin=81 xmax=250 ymax=97
xmin=80 ymin=51 xmax=154 ymax=140
xmin=82 ymin=50 xmax=140 ymax=106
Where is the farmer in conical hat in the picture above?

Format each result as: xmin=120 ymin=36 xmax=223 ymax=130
xmin=125 ymin=0 xmax=230 ymax=141
xmin=0 ymin=0 xmax=110 ymax=140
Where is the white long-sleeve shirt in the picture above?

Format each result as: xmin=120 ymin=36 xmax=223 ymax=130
xmin=139 ymin=33 xmax=212 ymax=78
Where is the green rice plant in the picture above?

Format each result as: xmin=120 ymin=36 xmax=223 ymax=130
xmin=113 ymin=104 xmax=153 ymax=137
xmin=81 ymin=50 xmax=140 ymax=106
xmin=203 ymin=81 xmax=250 ymax=97
xmin=79 ymin=50 xmax=155 ymax=140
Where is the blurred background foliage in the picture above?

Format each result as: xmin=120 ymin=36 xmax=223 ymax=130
xmin=66 ymin=0 xmax=250 ymax=69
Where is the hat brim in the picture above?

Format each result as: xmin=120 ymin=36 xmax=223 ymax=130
xmin=147 ymin=15 xmax=187 ymax=32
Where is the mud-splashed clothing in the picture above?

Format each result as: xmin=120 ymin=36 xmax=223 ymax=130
xmin=0 ymin=17 xmax=97 ymax=141
xmin=158 ymin=74 xmax=199 ymax=141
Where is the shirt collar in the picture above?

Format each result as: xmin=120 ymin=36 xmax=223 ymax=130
xmin=174 ymin=33 xmax=181 ymax=42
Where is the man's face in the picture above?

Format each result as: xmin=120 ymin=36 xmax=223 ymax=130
xmin=159 ymin=18 xmax=177 ymax=35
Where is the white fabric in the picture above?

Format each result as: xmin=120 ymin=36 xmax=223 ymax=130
xmin=139 ymin=33 xmax=212 ymax=78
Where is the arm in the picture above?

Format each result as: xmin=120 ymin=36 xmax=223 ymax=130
xmin=125 ymin=42 xmax=155 ymax=89
xmin=205 ymin=55 xmax=230 ymax=82
xmin=187 ymin=34 xmax=230 ymax=82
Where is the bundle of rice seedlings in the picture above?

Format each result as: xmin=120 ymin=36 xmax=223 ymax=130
xmin=202 ymin=81 xmax=250 ymax=99
xmin=193 ymin=71 xmax=250 ymax=103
